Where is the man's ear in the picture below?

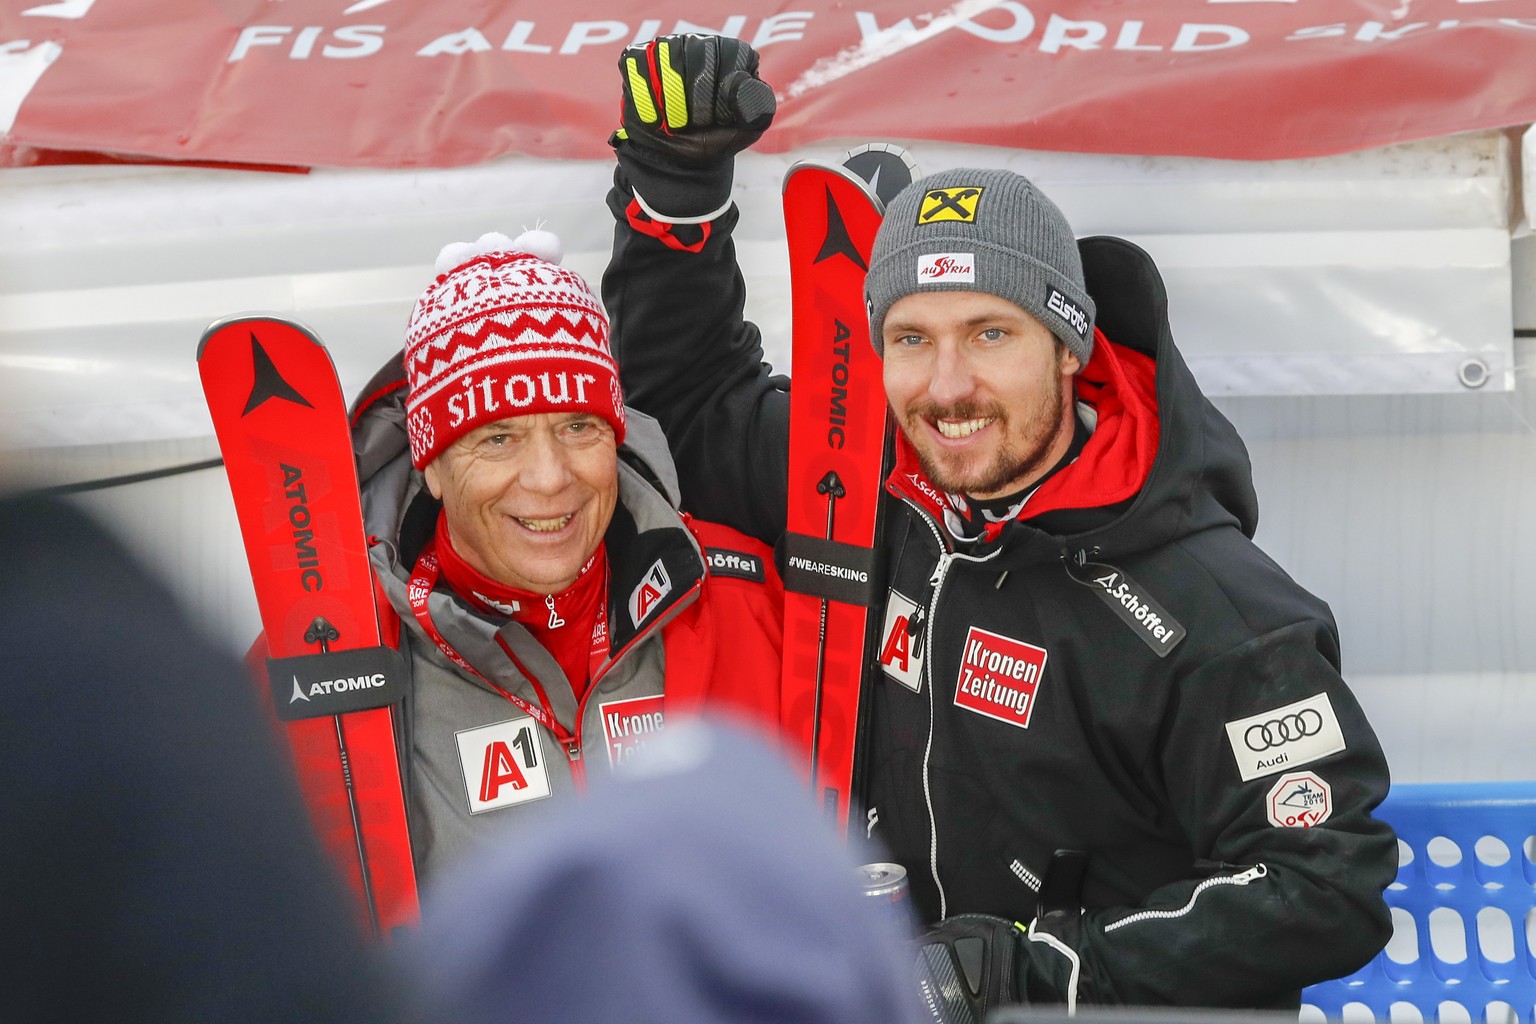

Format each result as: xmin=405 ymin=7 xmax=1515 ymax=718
xmin=1059 ymin=340 xmax=1082 ymax=377
xmin=423 ymin=460 xmax=443 ymax=501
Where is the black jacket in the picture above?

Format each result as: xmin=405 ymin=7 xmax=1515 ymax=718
xmin=603 ymin=177 xmax=1396 ymax=1009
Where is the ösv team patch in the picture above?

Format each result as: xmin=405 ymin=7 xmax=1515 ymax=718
xmin=953 ymin=626 xmax=1045 ymax=728
xmin=1266 ymin=771 xmax=1333 ymax=828
xmin=456 ymin=716 xmax=552 ymax=813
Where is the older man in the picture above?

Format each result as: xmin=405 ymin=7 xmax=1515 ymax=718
xmin=269 ymin=231 xmax=785 ymax=886
xmin=602 ymin=33 xmax=1395 ymax=1015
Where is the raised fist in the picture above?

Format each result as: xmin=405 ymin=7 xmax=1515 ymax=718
xmin=613 ymin=34 xmax=776 ymax=222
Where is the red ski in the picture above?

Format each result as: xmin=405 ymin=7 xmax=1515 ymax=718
xmin=199 ymin=315 xmax=419 ymax=938
xmin=780 ymin=161 xmax=893 ymax=835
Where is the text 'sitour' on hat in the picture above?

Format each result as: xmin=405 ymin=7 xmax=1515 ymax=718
xmin=403 ymin=230 xmax=626 ymax=470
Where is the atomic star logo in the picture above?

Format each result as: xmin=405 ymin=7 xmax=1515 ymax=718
xmin=242 ymin=333 xmax=313 ymax=415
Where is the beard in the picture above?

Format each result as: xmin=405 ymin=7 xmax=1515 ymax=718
xmin=901 ymin=366 xmax=1071 ymax=499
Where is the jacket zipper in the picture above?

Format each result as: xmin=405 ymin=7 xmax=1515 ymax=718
xmin=895 ymin=492 xmax=1003 ymax=921
xmin=575 ymin=577 xmax=703 ymax=775
xmin=922 ymin=549 xmax=953 ymax=919
xmin=1009 ymin=859 xmax=1044 ymax=892
xmin=1102 ymin=864 xmax=1268 ymax=932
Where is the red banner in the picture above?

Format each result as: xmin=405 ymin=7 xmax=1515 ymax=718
xmin=3 ymin=0 xmax=1536 ymax=169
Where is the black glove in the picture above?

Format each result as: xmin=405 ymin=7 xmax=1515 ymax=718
xmin=911 ymin=914 xmax=1026 ymax=1024
xmin=611 ymin=33 xmax=776 ymax=222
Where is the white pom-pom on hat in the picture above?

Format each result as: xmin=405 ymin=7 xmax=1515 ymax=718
xmin=509 ymin=228 xmax=563 ymax=265
xmin=433 ymin=228 xmax=564 ymax=277
xmin=406 ymin=223 xmax=621 ymax=471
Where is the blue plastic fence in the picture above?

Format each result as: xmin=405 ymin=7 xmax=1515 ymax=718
xmin=1301 ymin=781 xmax=1536 ymax=1023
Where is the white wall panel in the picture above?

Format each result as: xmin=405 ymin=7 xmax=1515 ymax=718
xmin=3 ymin=130 xmax=1529 ymax=782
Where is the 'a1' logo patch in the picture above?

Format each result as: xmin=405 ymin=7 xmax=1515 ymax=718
xmin=878 ymin=589 xmax=924 ymax=692
xmin=600 ymin=693 xmax=667 ymax=768
xmin=628 ymin=559 xmax=672 ymax=627
xmin=456 ymin=716 xmax=552 ymax=814
xmin=953 ymin=626 xmax=1046 ymax=728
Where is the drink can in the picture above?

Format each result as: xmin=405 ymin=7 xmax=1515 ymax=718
xmin=857 ymin=861 xmax=910 ymax=908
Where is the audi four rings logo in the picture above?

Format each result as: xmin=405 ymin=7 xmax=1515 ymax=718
xmin=1244 ymin=708 xmax=1324 ymax=751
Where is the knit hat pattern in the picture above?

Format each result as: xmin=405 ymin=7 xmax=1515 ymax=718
xmin=404 ymin=231 xmax=625 ymax=469
xmin=864 ymin=167 xmax=1096 ymax=365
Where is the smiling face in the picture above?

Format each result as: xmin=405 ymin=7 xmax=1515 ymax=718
xmin=423 ymin=412 xmax=619 ymax=594
xmin=881 ymin=290 xmax=1082 ymax=501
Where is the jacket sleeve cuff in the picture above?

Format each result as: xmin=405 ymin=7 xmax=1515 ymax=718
xmin=613 ymin=140 xmax=735 ymax=224
xmin=629 ymin=187 xmax=732 ymax=226
xmin=1022 ymin=917 xmax=1086 ymax=1012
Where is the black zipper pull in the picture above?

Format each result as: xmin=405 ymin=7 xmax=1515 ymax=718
xmin=907 ymin=604 xmax=927 ymax=658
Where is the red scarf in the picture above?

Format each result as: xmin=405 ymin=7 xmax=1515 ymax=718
xmin=431 ymin=515 xmax=608 ymax=700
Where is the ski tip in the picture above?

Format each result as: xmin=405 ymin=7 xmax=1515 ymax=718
xmin=842 ymin=143 xmax=920 ymax=207
xmin=781 ymin=159 xmax=885 ymax=212
xmin=196 ymin=312 xmax=324 ymax=361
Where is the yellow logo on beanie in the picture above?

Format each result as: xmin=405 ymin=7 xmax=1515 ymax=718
xmin=918 ymin=186 xmax=984 ymax=224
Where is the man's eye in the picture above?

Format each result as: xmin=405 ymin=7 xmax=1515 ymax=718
xmin=486 ymin=434 xmax=511 ymax=446
xmin=891 ymin=334 xmax=924 ymax=347
xmin=979 ymin=327 xmax=1006 ymax=341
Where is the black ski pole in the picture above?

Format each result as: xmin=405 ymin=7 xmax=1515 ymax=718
xmin=808 ymin=470 xmax=845 ymax=795
xmin=305 ymin=615 xmax=380 ymax=938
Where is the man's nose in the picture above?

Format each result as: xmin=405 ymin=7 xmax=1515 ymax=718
xmin=927 ymin=341 xmax=976 ymax=408
xmin=516 ymin=431 xmax=573 ymax=494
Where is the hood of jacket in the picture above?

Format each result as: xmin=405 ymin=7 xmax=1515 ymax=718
xmin=887 ymin=235 xmax=1259 ymax=563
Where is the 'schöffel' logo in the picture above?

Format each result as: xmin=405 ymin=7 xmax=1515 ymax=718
xmin=918 ymin=186 xmax=983 ymax=224
xmin=705 ymin=547 xmax=765 ymax=583
xmin=917 ymin=253 xmax=975 ymax=283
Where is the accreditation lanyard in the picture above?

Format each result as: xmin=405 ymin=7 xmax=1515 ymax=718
xmin=407 ymin=540 xmax=608 ymax=763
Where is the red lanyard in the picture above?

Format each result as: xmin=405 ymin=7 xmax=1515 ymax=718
xmin=407 ymin=540 xmax=603 ymax=763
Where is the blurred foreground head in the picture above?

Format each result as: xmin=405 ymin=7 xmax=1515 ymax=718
xmin=408 ymin=718 xmax=925 ymax=1024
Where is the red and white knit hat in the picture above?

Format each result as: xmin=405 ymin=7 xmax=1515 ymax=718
xmin=403 ymin=229 xmax=626 ymax=469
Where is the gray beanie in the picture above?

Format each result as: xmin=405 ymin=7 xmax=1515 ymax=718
xmin=865 ymin=167 xmax=1095 ymax=365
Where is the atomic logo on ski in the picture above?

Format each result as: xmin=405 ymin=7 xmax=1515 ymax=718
xmin=243 ymin=333 xmax=314 ymax=415
xmin=814 ymin=186 xmax=868 ymax=271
